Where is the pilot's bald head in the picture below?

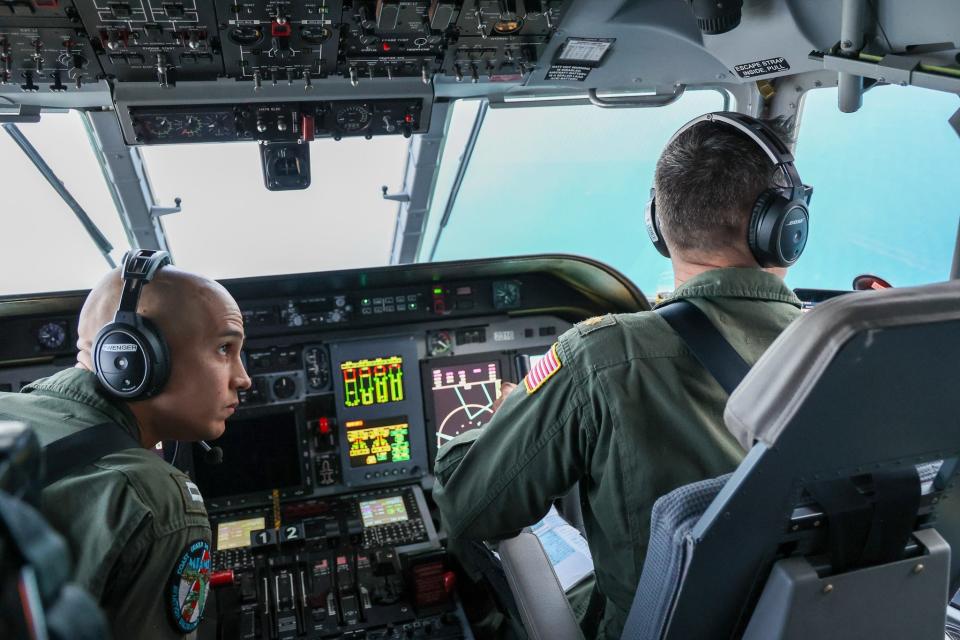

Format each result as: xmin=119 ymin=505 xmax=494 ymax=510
xmin=76 ymin=263 xmax=250 ymax=445
xmin=75 ymin=265 xmax=234 ymax=371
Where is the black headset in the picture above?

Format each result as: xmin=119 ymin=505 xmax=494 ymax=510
xmin=93 ymin=250 xmax=172 ymax=400
xmin=644 ymin=111 xmax=813 ymax=268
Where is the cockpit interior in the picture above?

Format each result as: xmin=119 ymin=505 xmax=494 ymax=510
xmin=1 ymin=1 xmax=960 ymax=639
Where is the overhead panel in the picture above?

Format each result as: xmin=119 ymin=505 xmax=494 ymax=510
xmin=0 ymin=2 xmax=103 ymax=91
xmin=446 ymin=0 xmax=565 ymax=83
xmin=215 ymin=0 xmax=341 ymax=89
xmin=0 ymin=0 xmax=573 ymax=105
xmin=69 ymin=0 xmax=224 ymax=84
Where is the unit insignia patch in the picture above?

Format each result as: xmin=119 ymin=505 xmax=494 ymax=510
xmin=168 ymin=539 xmax=211 ymax=634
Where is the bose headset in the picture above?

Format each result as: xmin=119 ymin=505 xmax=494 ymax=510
xmin=644 ymin=111 xmax=813 ymax=268
xmin=93 ymin=249 xmax=172 ymax=400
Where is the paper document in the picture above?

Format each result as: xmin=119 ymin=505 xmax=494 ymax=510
xmin=528 ymin=506 xmax=595 ymax=592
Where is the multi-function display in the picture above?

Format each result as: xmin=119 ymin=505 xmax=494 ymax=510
xmin=428 ymin=360 xmax=502 ymax=449
xmin=359 ymin=496 xmax=409 ymax=527
xmin=340 ymin=356 xmax=404 ymax=408
xmin=345 ymin=417 xmax=411 ymax=467
xmin=216 ymin=517 xmax=266 ymax=551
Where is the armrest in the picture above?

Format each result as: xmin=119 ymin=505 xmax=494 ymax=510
xmin=498 ymin=532 xmax=585 ymax=640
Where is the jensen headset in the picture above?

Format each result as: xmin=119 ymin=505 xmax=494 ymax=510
xmin=93 ymin=249 xmax=172 ymax=400
xmin=644 ymin=111 xmax=813 ymax=268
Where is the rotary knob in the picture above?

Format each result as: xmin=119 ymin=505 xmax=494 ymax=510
xmin=273 ymin=376 xmax=296 ymax=399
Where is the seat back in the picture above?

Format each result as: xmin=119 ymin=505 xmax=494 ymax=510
xmin=621 ymin=279 xmax=960 ymax=639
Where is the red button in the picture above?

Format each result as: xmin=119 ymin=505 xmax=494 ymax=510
xmin=318 ymin=417 xmax=330 ymax=434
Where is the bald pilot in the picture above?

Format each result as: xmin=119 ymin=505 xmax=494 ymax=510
xmin=0 ymin=253 xmax=251 ymax=638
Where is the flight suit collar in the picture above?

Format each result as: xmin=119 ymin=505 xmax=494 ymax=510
xmin=655 ymin=267 xmax=802 ymax=308
xmin=22 ymin=367 xmax=142 ymax=442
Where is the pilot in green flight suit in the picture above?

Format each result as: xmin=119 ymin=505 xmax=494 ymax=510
xmin=433 ymin=116 xmax=806 ymax=639
xmin=0 ymin=263 xmax=251 ymax=638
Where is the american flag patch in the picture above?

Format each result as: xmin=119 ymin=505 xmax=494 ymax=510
xmin=524 ymin=343 xmax=562 ymax=394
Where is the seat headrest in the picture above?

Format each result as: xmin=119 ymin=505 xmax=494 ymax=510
xmin=724 ymin=279 xmax=960 ymax=451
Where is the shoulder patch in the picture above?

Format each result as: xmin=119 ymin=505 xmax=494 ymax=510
xmin=173 ymin=474 xmax=207 ymax=516
xmin=167 ymin=539 xmax=211 ymax=634
xmin=524 ymin=343 xmax=562 ymax=395
xmin=576 ymin=314 xmax=617 ymax=336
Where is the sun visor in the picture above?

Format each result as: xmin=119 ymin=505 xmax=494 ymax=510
xmin=724 ymin=279 xmax=960 ymax=451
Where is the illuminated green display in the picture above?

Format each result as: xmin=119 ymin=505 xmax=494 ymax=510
xmin=341 ymin=356 xmax=404 ymax=408
xmin=345 ymin=418 xmax=411 ymax=467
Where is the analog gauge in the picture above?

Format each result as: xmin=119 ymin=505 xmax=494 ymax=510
xmin=140 ymin=115 xmax=172 ymax=139
xmin=303 ymin=346 xmax=331 ymax=390
xmin=335 ymin=104 xmax=372 ymax=132
xmin=427 ymin=330 xmax=454 ymax=357
xmin=492 ymin=280 xmax=522 ymax=309
xmin=179 ymin=115 xmax=202 ymax=137
xmin=37 ymin=321 xmax=67 ymax=350
xmin=198 ymin=112 xmax=236 ymax=138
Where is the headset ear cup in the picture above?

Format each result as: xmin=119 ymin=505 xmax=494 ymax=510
xmin=749 ymin=189 xmax=809 ymax=268
xmin=93 ymin=319 xmax=169 ymax=400
xmin=645 ymin=196 xmax=670 ymax=258
xmin=748 ymin=189 xmax=788 ymax=268
xmin=93 ymin=323 xmax=152 ymax=398
xmin=138 ymin=316 xmax=170 ymax=397
xmin=748 ymin=190 xmax=773 ymax=266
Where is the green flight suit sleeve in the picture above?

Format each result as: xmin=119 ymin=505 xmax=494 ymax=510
xmin=433 ymin=334 xmax=598 ymax=540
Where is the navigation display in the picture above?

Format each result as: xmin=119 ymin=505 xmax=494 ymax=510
xmin=216 ymin=517 xmax=266 ymax=551
xmin=340 ymin=356 xmax=405 ymax=408
xmin=193 ymin=411 xmax=303 ymax=499
xmin=345 ymin=416 xmax=412 ymax=467
xmin=428 ymin=359 xmax=502 ymax=450
xmin=359 ymin=496 xmax=409 ymax=527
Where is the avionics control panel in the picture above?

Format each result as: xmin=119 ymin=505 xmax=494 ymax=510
xmin=0 ymin=257 xmax=647 ymax=640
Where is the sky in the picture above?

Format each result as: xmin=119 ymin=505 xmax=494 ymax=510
xmin=0 ymin=84 xmax=957 ymax=297
xmin=432 ymin=85 xmax=960 ymax=296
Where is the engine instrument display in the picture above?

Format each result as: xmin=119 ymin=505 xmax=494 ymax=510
xmin=345 ymin=417 xmax=411 ymax=468
xmin=216 ymin=517 xmax=267 ymax=551
xmin=428 ymin=360 xmax=502 ymax=450
xmin=340 ymin=356 xmax=404 ymax=408
xmin=359 ymin=496 xmax=409 ymax=528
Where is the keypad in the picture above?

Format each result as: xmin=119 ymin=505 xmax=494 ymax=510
xmin=362 ymin=519 xmax=427 ymax=548
xmin=213 ymin=547 xmax=254 ymax=571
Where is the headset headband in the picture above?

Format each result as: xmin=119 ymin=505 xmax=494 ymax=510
xmin=115 ymin=250 xmax=171 ymax=325
xmin=667 ymin=111 xmax=810 ymax=204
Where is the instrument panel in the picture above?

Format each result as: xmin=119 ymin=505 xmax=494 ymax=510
xmin=0 ymin=256 xmax=647 ymax=640
xmin=195 ymin=309 xmax=564 ymax=512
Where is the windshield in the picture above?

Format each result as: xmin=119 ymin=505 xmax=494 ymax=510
xmin=144 ymin=135 xmax=409 ymax=281
xmin=428 ymin=85 xmax=959 ymax=295
xmin=1 ymin=85 xmax=956 ymax=297
xmin=0 ymin=111 xmax=127 ymax=296
xmin=425 ymin=92 xmax=727 ymax=297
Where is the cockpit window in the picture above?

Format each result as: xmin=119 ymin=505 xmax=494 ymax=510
xmin=788 ymin=84 xmax=959 ymax=290
xmin=0 ymin=111 xmax=127 ymax=297
xmin=422 ymin=90 xmax=727 ymax=298
xmin=142 ymin=135 xmax=409 ymax=281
